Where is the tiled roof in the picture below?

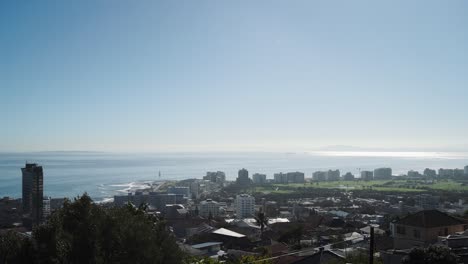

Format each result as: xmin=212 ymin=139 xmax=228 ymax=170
xmin=394 ymin=210 xmax=468 ymax=228
xmin=196 ymin=223 xmax=215 ymax=233
xmin=292 ymin=250 xmax=344 ymax=264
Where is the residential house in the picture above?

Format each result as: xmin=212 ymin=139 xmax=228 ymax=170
xmin=390 ymin=210 xmax=468 ymax=249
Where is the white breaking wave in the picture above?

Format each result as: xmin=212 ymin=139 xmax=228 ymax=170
xmin=107 ymin=181 xmax=152 ymax=194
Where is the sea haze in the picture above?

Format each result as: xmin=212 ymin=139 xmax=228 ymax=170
xmin=0 ymin=151 xmax=467 ymax=201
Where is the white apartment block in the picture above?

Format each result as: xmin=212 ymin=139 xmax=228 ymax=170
xmin=252 ymin=173 xmax=267 ymax=184
xmin=235 ymin=194 xmax=255 ymax=219
xmin=374 ymin=168 xmax=392 ymax=180
xmin=199 ymin=199 xmax=220 ymax=218
xmin=43 ymin=196 xmax=51 ymax=219
xmin=326 ymin=170 xmax=340 ymax=181
xmin=361 ymin=171 xmax=374 ymax=181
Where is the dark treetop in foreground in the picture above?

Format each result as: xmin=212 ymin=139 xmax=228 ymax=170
xmin=0 ymin=194 xmax=183 ymax=264
xmin=402 ymin=245 xmax=458 ymax=264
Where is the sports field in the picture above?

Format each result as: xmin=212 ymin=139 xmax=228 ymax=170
xmin=255 ymin=179 xmax=468 ymax=194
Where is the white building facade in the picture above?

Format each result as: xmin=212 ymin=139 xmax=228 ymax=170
xmin=199 ymin=199 xmax=220 ymax=218
xmin=313 ymin=171 xmax=327 ymax=181
xmin=235 ymin=194 xmax=255 ymax=219
xmin=274 ymin=173 xmax=288 ymax=183
xmin=43 ymin=196 xmax=51 ymax=219
xmin=374 ymin=168 xmax=392 ymax=180
xmin=252 ymin=173 xmax=267 ymax=184
xmin=326 ymin=170 xmax=340 ymax=181
xmin=361 ymin=171 xmax=374 ymax=181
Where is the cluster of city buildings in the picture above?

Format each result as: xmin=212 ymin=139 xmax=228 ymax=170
xmin=235 ymin=165 xmax=468 ymax=184
xmin=235 ymin=168 xmax=306 ymax=185
xmin=4 ymin=163 xmax=468 ymax=263
xmin=273 ymin=172 xmax=305 ymax=184
xmin=150 ymin=175 xmax=468 ymax=263
xmin=203 ymin=171 xmax=226 ymax=183
xmin=10 ymin=164 xmax=468 ymax=230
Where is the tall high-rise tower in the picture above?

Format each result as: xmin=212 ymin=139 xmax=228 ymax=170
xmin=22 ymin=163 xmax=44 ymax=225
xmin=236 ymin=168 xmax=250 ymax=185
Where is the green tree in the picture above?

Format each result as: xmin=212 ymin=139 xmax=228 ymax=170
xmin=0 ymin=230 xmax=34 ymax=264
xmin=254 ymin=211 xmax=268 ymax=237
xmin=236 ymin=255 xmax=271 ymax=264
xmin=463 ymin=209 xmax=468 ymax=217
xmin=278 ymin=225 xmax=303 ymax=247
xmin=184 ymin=257 xmax=221 ymax=264
xmin=208 ymin=211 xmax=213 ymax=222
xmin=343 ymin=250 xmax=383 ymax=264
xmin=1 ymin=193 xmax=183 ymax=264
xmin=402 ymin=245 xmax=457 ymax=264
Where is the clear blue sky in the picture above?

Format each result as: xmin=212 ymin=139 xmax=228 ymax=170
xmin=1 ymin=1 xmax=467 ymax=152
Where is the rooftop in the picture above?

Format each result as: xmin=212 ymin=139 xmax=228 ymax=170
xmin=212 ymin=228 xmax=246 ymax=238
xmin=191 ymin=242 xmax=222 ymax=249
xmin=394 ymin=210 xmax=468 ymax=228
xmin=201 ymin=199 xmax=218 ymax=205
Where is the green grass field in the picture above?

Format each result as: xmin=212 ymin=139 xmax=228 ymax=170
xmin=254 ymin=179 xmax=468 ymax=194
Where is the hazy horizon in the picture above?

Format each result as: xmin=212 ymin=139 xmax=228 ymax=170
xmin=2 ymin=1 xmax=468 ymax=152
xmin=3 ymin=145 xmax=468 ymax=155
xmin=1 ymin=150 xmax=467 ymax=199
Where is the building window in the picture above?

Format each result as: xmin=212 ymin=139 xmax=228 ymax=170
xmin=396 ymin=226 xmax=406 ymax=235
xmin=413 ymin=229 xmax=421 ymax=238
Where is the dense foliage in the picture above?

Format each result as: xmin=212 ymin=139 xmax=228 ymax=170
xmin=277 ymin=225 xmax=303 ymax=247
xmin=402 ymin=245 xmax=458 ymax=264
xmin=0 ymin=194 xmax=183 ymax=264
xmin=0 ymin=230 xmax=34 ymax=263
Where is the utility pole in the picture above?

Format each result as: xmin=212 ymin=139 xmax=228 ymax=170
xmin=369 ymin=226 xmax=374 ymax=264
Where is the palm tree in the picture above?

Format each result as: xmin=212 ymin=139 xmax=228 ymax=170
xmin=255 ymin=211 xmax=268 ymax=237
xmin=208 ymin=211 xmax=213 ymax=224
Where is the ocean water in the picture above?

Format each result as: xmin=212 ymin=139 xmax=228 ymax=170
xmin=0 ymin=151 xmax=467 ymax=201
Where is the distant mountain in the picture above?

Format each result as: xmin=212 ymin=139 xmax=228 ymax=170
xmin=315 ymin=145 xmax=468 ymax=152
xmin=316 ymin=145 xmax=366 ymax=151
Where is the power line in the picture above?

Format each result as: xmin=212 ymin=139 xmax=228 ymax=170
xmin=248 ymin=235 xmax=368 ymax=263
